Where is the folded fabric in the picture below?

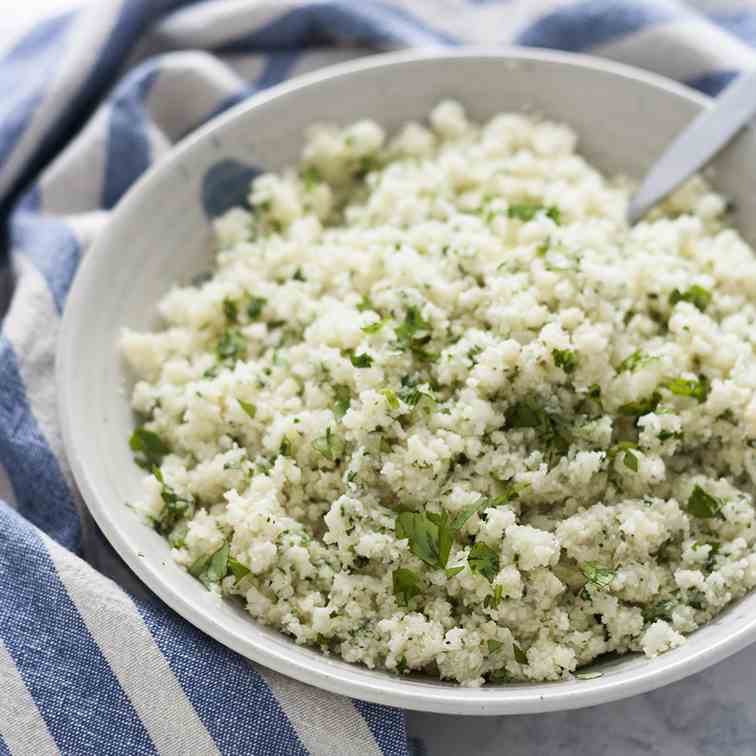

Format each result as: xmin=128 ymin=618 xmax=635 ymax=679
xmin=1 ymin=1 xmax=756 ymax=753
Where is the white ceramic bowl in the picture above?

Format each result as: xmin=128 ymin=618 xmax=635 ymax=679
xmin=58 ymin=48 xmax=756 ymax=715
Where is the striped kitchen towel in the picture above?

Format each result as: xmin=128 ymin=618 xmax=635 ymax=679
xmin=2 ymin=1 xmax=756 ymax=754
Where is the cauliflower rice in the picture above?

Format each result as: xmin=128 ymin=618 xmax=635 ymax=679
xmin=122 ymin=101 xmax=756 ymax=686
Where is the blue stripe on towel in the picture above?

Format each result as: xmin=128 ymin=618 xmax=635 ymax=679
xmin=10 ymin=211 xmax=81 ymax=313
xmin=516 ymin=0 xmax=678 ymax=51
xmin=136 ymin=595 xmax=309 ymax=756
xmin=0 ymin=339 xmax=80 ymax=551
xmin=0 ymin=504 xmax=156 ymax=755
xmin=687 ymin=70 xmax=737 ymax=96
xmin=103 ymin=63 xmax=161 ymax=209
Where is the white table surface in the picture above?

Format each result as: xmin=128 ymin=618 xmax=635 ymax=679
xmin=8 ymin=4 xmax=756 ymax=754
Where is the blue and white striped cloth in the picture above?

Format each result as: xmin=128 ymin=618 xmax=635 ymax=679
xmin=2 ymin=1 xmax=756 ymax=753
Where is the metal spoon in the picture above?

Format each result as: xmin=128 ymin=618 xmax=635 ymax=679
xmin=627 ymin=70 xmax=756 ymax=225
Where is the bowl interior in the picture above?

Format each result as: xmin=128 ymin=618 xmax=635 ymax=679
xmin=59 ymin=49 xmax=756 ymax=715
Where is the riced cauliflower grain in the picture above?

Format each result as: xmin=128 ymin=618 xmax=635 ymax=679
xmin=123 ymin=101 xmax=756 ymax=685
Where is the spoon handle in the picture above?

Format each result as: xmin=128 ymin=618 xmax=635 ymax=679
xmin=627 ymin=70 xmax=756 ymax=224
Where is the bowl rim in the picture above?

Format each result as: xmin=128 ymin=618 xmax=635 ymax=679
xmin=58 ymin=46 xmax=756 ymax=716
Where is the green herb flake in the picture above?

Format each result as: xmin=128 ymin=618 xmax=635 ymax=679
xmin=396 ymin=511 xmax=444 ymax=568
xmin=216 ymin=328 xmax=247 ymax=362
xmin=513 ymin=643 xmax=528 ymax=665
xmin=445 ymin=565 xmax=464 ymax=578
xmin=468 ymin=542 xmax=500 ymax=581
xmin=350 ymin=351 xmax=374 ymax=368
xmin=292 ymin=267 xmax=306 ymax=282
xmin=380 ymin=387 xmax=400 ymax=411
xmin=642 ymin=599 xmax=674 ymax=623
xmin=356 ymin=295 xmax=375 ymax=312
xmin=669 ymin=284 xmax=712 ymax=312
xmin=618 ymin=391 xmax=662 ymax=417
xmin=617 ymin=350 xmax=658 ymax=373
xmin=507 ymin=203 xmax=561 ymax=224
xmin=362 ymin=318 xmax=389 ymax=334
xmin=506 ymin=400 xmax=571 ymax=464
xmin=247 ymin=296 xmax=267 ymax=321
xmin=393 ymin=568 xmax=421 ymax=606
xmin=222 ymin=298 xmax=238 ymax=323
xmin=484 ymin=584 xmax=504 ymax=610
xmin=623 ymin=450 xmax=639 ymax=472
xmin=581 ymin=562 xmax=616 ymax=590
xmin=487 ymin=639 xmax=503 ymax=653
xmin=333 ymin=385 xmax=351 ymax=418
xmin=129 ymin=428 xmax=170 ymax=469
xmin=686 ymin=485 xmax=724 ymax=518
xmin=300 ymin=165 xmax=322 ymax=191
xmin=312 ymin=426 xmax=345 ymax=461
xmin=395 ymin=306 xmax=436 ymax=362
xmin=228 ymin=556 xmax=250 ymax=583
xmin=238 ymin=399 xmax=257 ymax=419
xmin=663 ymin=376 xmax=710 ymax=403
xmin=552 ymin=348 xmax=578 ymax=374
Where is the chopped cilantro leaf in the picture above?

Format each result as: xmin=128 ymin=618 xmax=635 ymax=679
xmin=642 ymin=599 xmax=674 ymax=623
xmin=238 ymin=399 xmax=256 ymax=419
xmin=333 ymin=385 xmax=351 ymax=418
xmin=189 ymin=542 xmax=229 ymax=586
xmin=362 ymin=318 xmax=389 ymax=334
xmin=513 ymin=643 xmax=528 ymax=664
xmin=468 ymin=542 xmax=499 ymax=581
xmin=228 ymin=556 xmax=250 ymax=582
xmin=623 ymin=450 xmax=639 ymax=472
xmin=217 ymin=328 xmax=247 ymax=362
xmin=506 ymin=400 xmax=571 ymax=464
xmin=222 ymin=298 xmax=238 ymax=323
xmin=312 ymin=426 xmax=344 ymax=461
xmin=687 ymin=485 xmax=724 ymax=518
xmin=393 ymin=568 xmax=421 ymax=606
xmin=395 ymin=306 xmax=436 ymax=362
xmin=380 ymin=387 xmax=400 ymax=410
xmin=129 ymin=428 xmax=170 ymax=470
xmin=670 ymin=284 xmax=711 ymax=312
xmin=663 ymin=376 xmax=709 ymax=403
xmin=350 ymin=351 xmax=374 ymax=368
xmin=247 ymin=296 xmax=267 ymax=321
xmin=553 ymin=348 xmax=578 ymax=374
xmin=300 ymin=165 xmax=321 ymax=191
xmin=487 ymin=639 xmax=503 ymax=653
xmin=356 ymin=295 xmax=375 ymax=312
xmin=484 ymin=584 xmax=504 ymax=609
xmin=581 ymin=562 xmax=615 ymax=590
xmin=617 ymin=350 xmax=658 ymax=373
xmin=618 ymin=391 xmax=661 ymax=417
xmin=507 ymin=203 xmax=561 ymax=224
xmin=292 ymin=267 xmax=306 ymax=282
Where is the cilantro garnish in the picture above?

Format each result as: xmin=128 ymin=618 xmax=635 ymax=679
xmin=393 ymin=568 xmax=421 ymax=606
xmin=362 ymin=318 xmax=389 ymax=334
xmin=513 ymin=643 xmax=528 ymax=664
xmin=228 ymin=556 xmax=250 ymax=582
xmin=623 ymin=450 xmax=639 ymax=472
xmin=506 ymin=400 xmax=571 ymax=464
xmin=686 ymin=485 xmax=724 ymax=518
xmin=380 ymin=387 xmax=400 ymax=411
xmin=468 ymin=542 xmax=500 ymax=581
xmin=247 ymin=296 xmax=267 ymax=321
xmin=617 ymin=350 xmax=658 ymax=373
xmin=507 ymin=203 xmax=561 ymax=224
xmin=333 ymin=385 xmax=351 ymax=418
xmin=350 ymin=351 xmax=374 ymax=368
xmin=238 ymin=399 xmax=256 ymax=419
xmin=662 ymin=376 xmax=709 ymax=403
xmin=552 ymin=348 xmax=577 ymax=374
xmin=189 ymin=542 xmax=229 ymax=587
xmin=300 ymin=165 xmax=321 ymax=191
xmin=618 ymin=391 xmax=661 ymax=417
xmin=217 ymin=328 xmax=247 ymax=362
xmin=312 ymin=426 xmax=344 ymax=461
xmin=151 ymin=466 xmax=192 ymax=535
xmin=642 ymin=599 xmax=674 ymax=623
xmin=222 ymin=298 xmax=238 ymax=323
xmin=669 ymin=284 xmax=711 ymax=312
xmin=395 ymin=306 xmax=436 ymax=362
xmin=581 ymin=562 xmax=616 ymax=590
xmin=484 ymin=584 xmax=504 ymax=609
xmin=129 ymin=427 xmax=170 ymax=469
